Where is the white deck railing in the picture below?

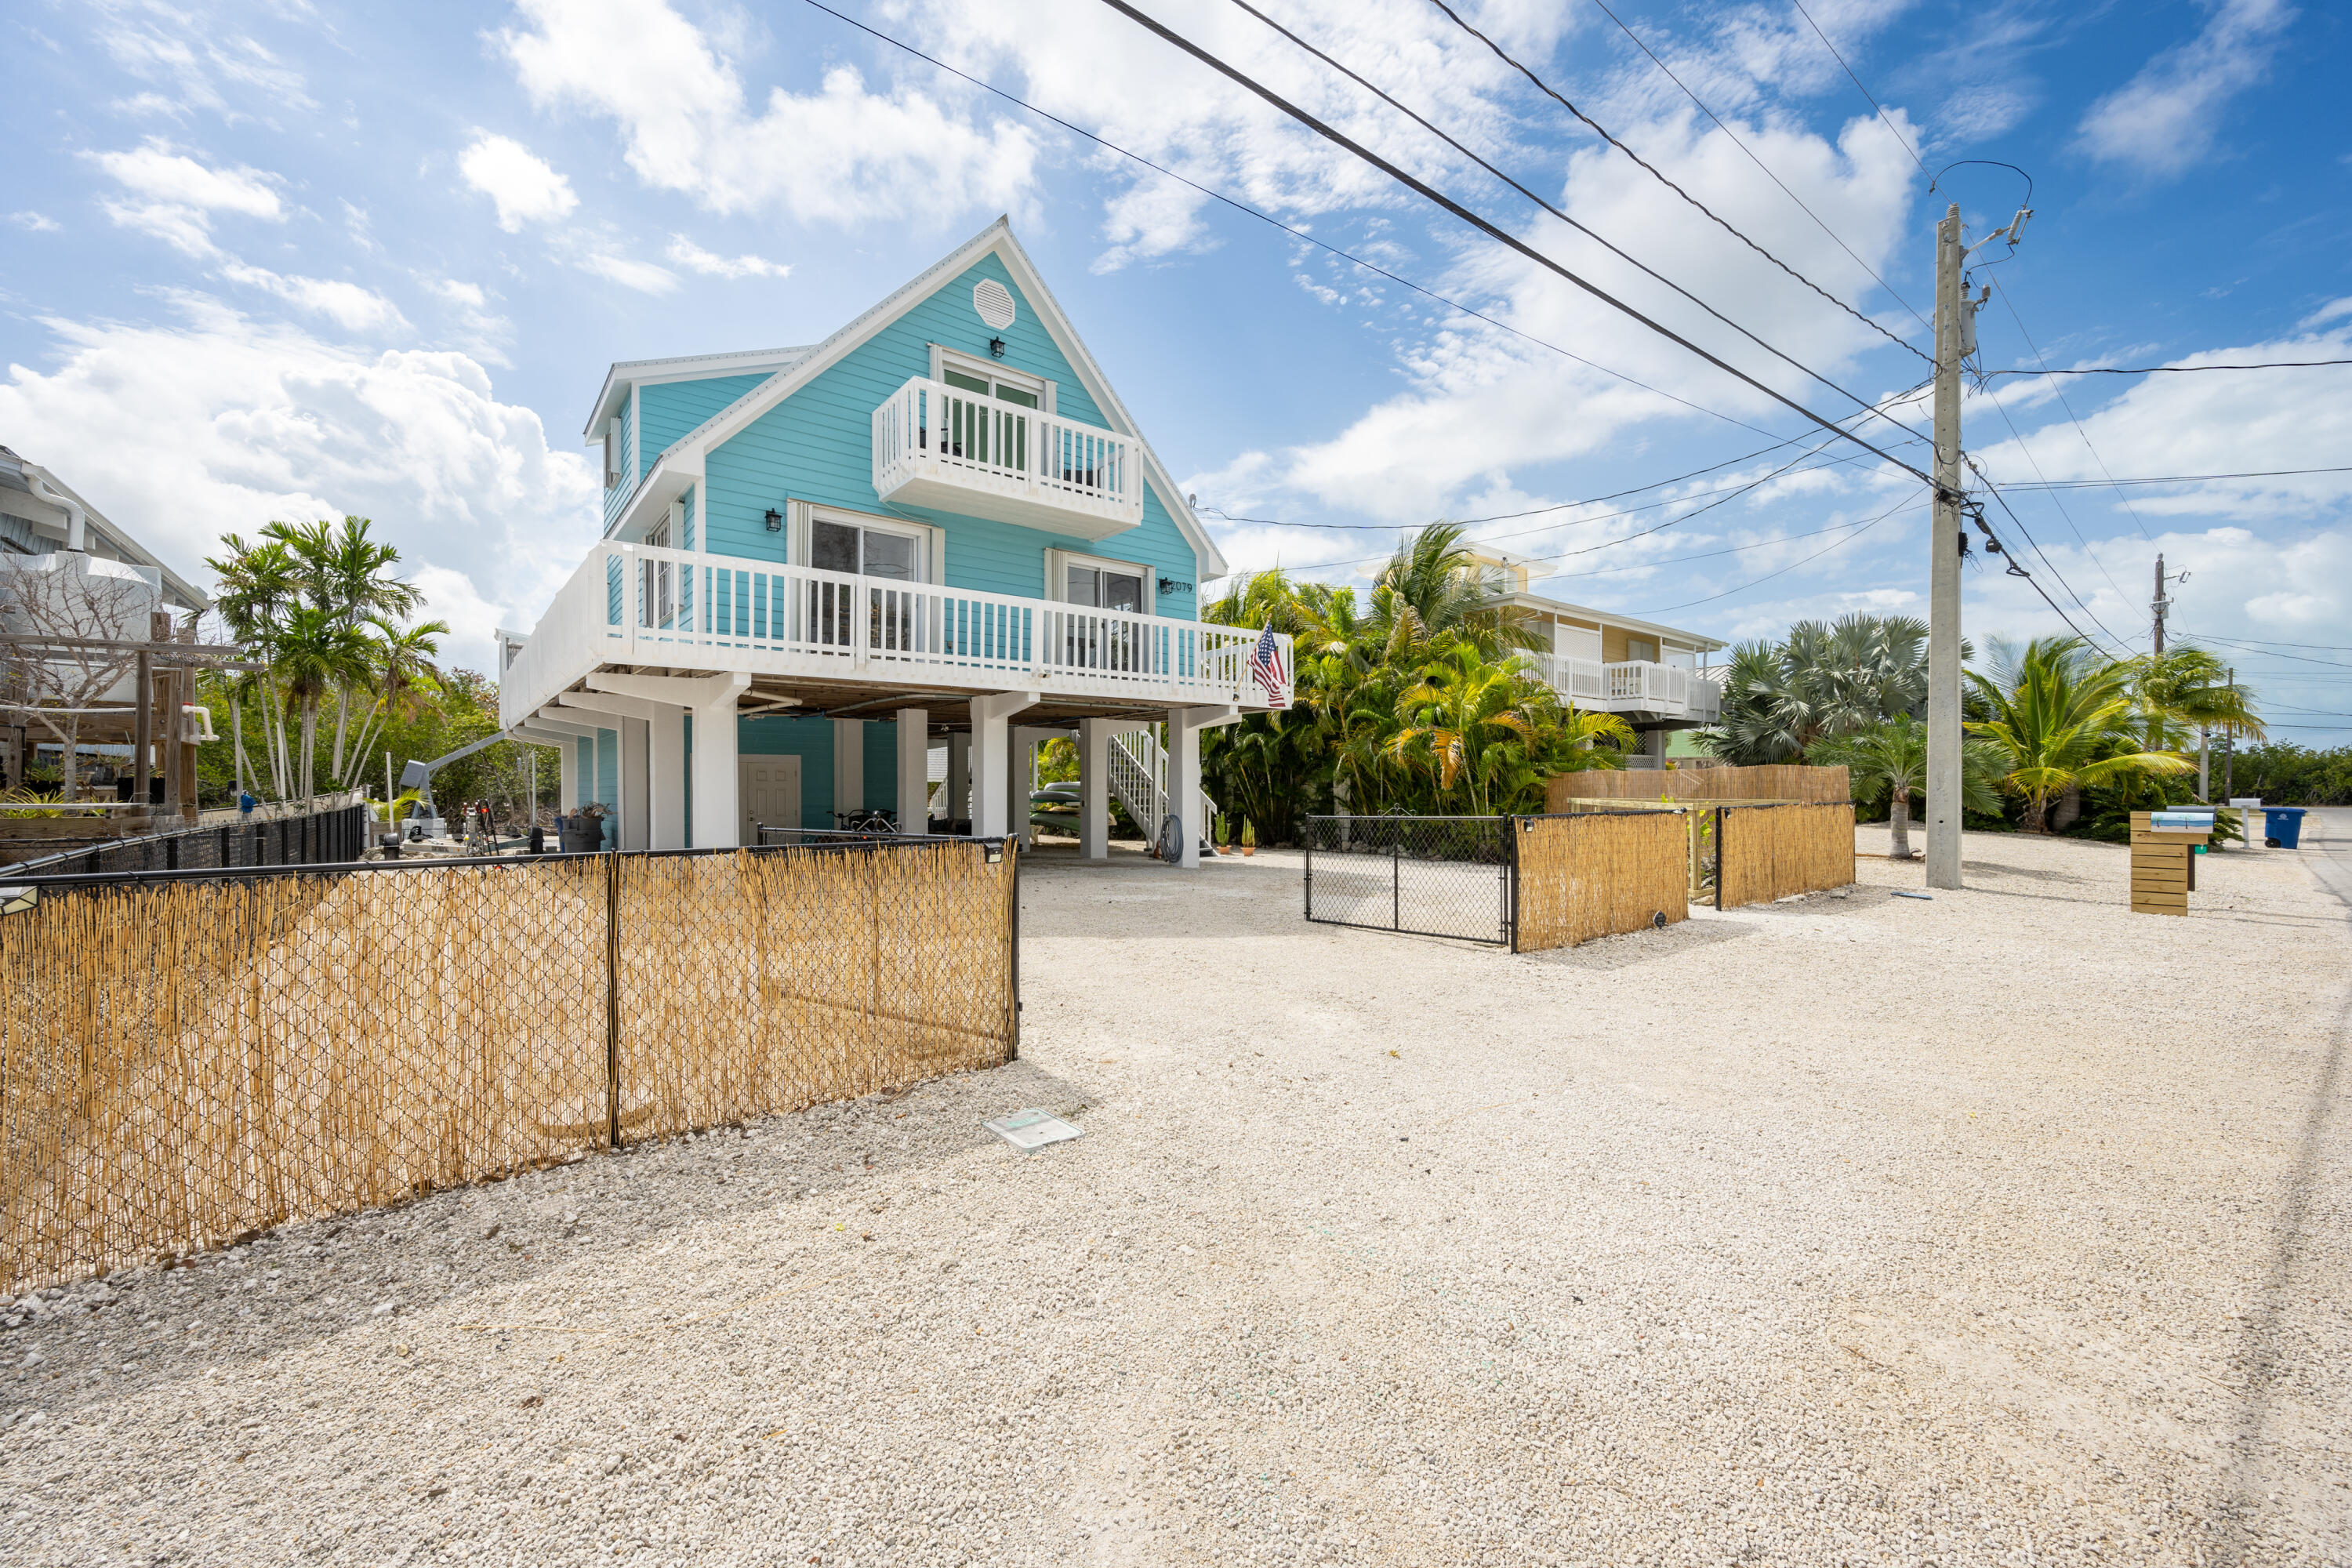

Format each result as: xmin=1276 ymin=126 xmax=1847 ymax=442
xmin=500 ymin=541 xmax=1290 ymax=729
xmin=1528 ymin=655 xmax=1720 ymax=721
xmin=872 ymin=377 xmax=1142 ymax=537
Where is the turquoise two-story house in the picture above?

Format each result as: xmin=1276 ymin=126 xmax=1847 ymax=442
xmin=497 ymin=219 xmax=1289 ymax=865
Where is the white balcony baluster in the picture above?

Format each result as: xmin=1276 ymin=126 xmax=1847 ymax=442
xmin=872 ymin=377 xmax=1143 ymax=540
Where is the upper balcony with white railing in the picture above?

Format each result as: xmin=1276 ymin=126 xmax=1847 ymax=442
xmin=499 ymin=539 xmax=1291 ymax=731
xmin=872 ymin=377 xmax=1143 ymax=542
xmin=1530 ymin=654 xmax=1721 ymax=723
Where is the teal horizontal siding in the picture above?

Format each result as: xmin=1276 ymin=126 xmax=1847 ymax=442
xmin=701 ymin=252 xmax=1202 ymax=619
xmin=639 ymin=375 xmax=771 ymax=479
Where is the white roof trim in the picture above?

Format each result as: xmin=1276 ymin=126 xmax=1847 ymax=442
xmin=610 ymin=218 xmax=1229 ymax=580
xmin=1496 ymin=590 xmax=1725 ymax=652
xmin=582 ymin=346 xmax=815 ymax=440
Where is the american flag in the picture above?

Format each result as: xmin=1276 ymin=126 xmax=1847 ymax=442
xmin=1247 ymin=626 xmax=1288 ymax=708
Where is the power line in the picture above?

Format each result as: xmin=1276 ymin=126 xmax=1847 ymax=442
xmin=1284 ymin=406 xmax=1923 ymax=572
xmin=1418 ymin=0 xmax=1929 ymax=361
xmin=1091 ymin=0 xmax=1932 ymax=481
xmin=797 ymin=0 xmax=1788 ymax=443
xmin=1633 ymin=490 xmax=1919 ymax=615
xmin=1995 ymin=466 xmax=2352 ymax=489
xmin=1965 ymin=386 xmax=2144 ymax=643
xmin=1981 ymin=359 xmax=2352 ymax=378
xmin=1579 ymin=0 xmax=1931 ymax=336
xmin=2184 ymin=636 xmax=2352 ymax=671
xmin=1214 ymin=0 xmax=1925 ymax=442
xmin=1202 ymin=377 xmax=1932 ymax=532
xmin=2183 ymin=633 xmax=2352 ymax=652
xmin=1787 ymin=0 xmax=1929 ymax=176
xmin=1965 ymin=466 xmax=2139 ymax=657
xmin=1984 ymin=276 xmax=2156 ymax=541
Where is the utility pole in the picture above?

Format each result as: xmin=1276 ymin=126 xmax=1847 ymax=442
xmin=2151 ymin=554 xmax=2167 ymax=655
xmin=1925 ymin=201 xmax=1965 ymax=890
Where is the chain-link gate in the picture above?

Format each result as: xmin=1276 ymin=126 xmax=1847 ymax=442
xmin=1302 ymin=815 xmax=1512 ymax=945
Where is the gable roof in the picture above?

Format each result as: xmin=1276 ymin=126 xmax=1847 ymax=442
xmin=604 ymin=218 xmax=1229 ymax=579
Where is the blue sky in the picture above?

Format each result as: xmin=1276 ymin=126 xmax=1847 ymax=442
xmin=4 ymin=0 xmax=2347 ymax=742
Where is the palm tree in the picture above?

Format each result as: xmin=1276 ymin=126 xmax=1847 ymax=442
xmin=1808 ymin=713 xmax=2003 ymax=858
xmin=1704 ymin=615 xmax=1936 ymax=764
xmin=343 ymin=615 xmax=450 ymax=795
xmin=2128 ymin=645 xmax=2265 ymax=800
xmin=1388 ymin=644 xmax=1600 ymax=815
xmin=1965 ymin=636 xmax=2192 ymax=832
xmin=265 ymin=517 xmax=423 ymax=784
xmin=271 ymin=606 xmax=376 ymax=802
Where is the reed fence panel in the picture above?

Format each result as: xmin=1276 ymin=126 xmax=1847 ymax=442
xmin=0 ymin=840 xmax=1017 ymax=1294
xmin=615 ymin=841 xmax=1017 ymax=1138
xmin=1546 ymin=764 xmax=1849 ymax=808
xmin=1512 ymin=811 xmax=1691 ymax=953
xmin=1717 ymin=803 xmax=1857 ymax=908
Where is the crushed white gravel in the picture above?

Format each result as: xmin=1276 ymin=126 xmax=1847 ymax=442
xmin=4 ymin=823 xmax=2347 ymax=1566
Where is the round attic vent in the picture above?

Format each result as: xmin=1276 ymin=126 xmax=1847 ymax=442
xmin=973 ymin=278 xmax=1017 ymax=330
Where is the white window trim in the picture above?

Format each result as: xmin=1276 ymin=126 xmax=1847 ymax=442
xmin=1045 ymin=548 xmax=1150 ymax=608
xmin=628 ymin=384 xmax=643 ymax=488
xmin=603 ymin=419 xmax=622 ymax=489
xmin=793 ymin=499 xmax=946 ymax=586
xmin=927 ymin=343 xmax=1054 ymax=416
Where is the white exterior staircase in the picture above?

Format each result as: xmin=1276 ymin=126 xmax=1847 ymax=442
xmin=1109 ymin=728 xmax=1220 ymax=855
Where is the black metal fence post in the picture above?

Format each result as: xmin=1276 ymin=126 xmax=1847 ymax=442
xmin=1715 ymin=807 xmax=1726 ymax=911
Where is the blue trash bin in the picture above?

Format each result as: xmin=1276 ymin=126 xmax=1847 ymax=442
xmin=2263 ymin=807 xmax=2307 ymax=849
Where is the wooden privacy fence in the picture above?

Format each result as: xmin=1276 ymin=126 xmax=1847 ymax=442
xmin=1512 ymin=811 xmax=1691 ymax=953
xmin=0 ymin=840 xmax=1018 ymax=1294
xmin=1547 ymin=764 xmax=1850 ymax=808
xmin=1715 ymin=803 xmax=1857 ymax=908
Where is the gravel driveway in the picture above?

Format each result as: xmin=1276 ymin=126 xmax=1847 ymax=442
xmin=5 ymin=826 xmax=2347 ymax=1566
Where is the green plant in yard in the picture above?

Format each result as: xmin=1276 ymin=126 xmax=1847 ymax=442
xmin=1240 ymin=818 xmax=1256 ymax=850
xmin=1807 ymin=714 xmax=2003 ymax=859
xmin=1964 ymin=636 xmax=2192 ymax=832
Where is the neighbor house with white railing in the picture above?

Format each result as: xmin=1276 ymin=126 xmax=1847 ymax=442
xmin=1465 ymin=549 xmax=1725 ymax=766
xmin=497 ymin=219 xmax=1287 ymax=865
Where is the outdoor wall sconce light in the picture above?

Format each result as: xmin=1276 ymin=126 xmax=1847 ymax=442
xmin=988 ymin=336 xmax=1006 ymax=358
xmin=764 ymin=507 xmax=783 ymax=532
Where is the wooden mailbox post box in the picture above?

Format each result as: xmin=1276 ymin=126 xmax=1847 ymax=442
xmin=2131 ymin=810 xmax=2212 ymax=916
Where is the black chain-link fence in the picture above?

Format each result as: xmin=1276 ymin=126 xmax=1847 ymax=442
xmin=3 ymin=803 xmax=372 ymax=878
xmin=1302 ymin=815 xmax=1512 ymax=944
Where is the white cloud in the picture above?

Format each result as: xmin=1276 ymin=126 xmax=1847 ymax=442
xmin=457 ymin=132 xmax=579 ymax=231
xmin=2074 ymin=0 xmax=2295 ymax=179
xmin=11 ymin=211 xmax=61 ymax=232
xmin=665 ymin=236 xmax=789 ymax=280
xmin=215 ymin=263 xmax=408 ymax=333
xmin=1262 ymin=107 xmax=1926 ymax=527
xmin=0 ymin=297 xmax=598 ymax=675
xmin=496 ymin=0 xmax=1039 ymax=227
xmin=575 ymin=252 xmax=679 ymax=296
xmin=93 ymin=7 xmax=314 ymax=121
xmin=93 ymin=138 xmax=284 ymax=219
xmin=429 ymin=279 xmax=488 ymax=310
xmin=420 ymin=279 xmax=515 ymax=367
xmin=90 ymin=138 xmax=285 ymax=259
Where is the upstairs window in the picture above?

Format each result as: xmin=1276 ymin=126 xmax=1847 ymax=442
xmin=1062 ymin=554 xmax=1144 ymax=613
xmin=811 ymin=517 xmax=924 ymax=583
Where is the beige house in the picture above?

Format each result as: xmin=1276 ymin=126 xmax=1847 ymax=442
xmin=1468 ymin=550 xmax=1725 ymax=765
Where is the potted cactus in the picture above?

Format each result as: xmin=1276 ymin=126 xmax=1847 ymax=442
xmin=1240 ymin=818 xmax=1257 ymax=857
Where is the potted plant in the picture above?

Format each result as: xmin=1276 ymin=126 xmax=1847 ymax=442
xmin=1240 ymin=818 xmax=1257 ymax=857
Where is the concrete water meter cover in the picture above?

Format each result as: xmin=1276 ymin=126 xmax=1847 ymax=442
xmin=984 ymin=1109 xmax=1083 ymax=1152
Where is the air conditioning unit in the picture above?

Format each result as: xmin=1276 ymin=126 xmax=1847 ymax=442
xmin=179 ymin=704 xmax=216 ymax=742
